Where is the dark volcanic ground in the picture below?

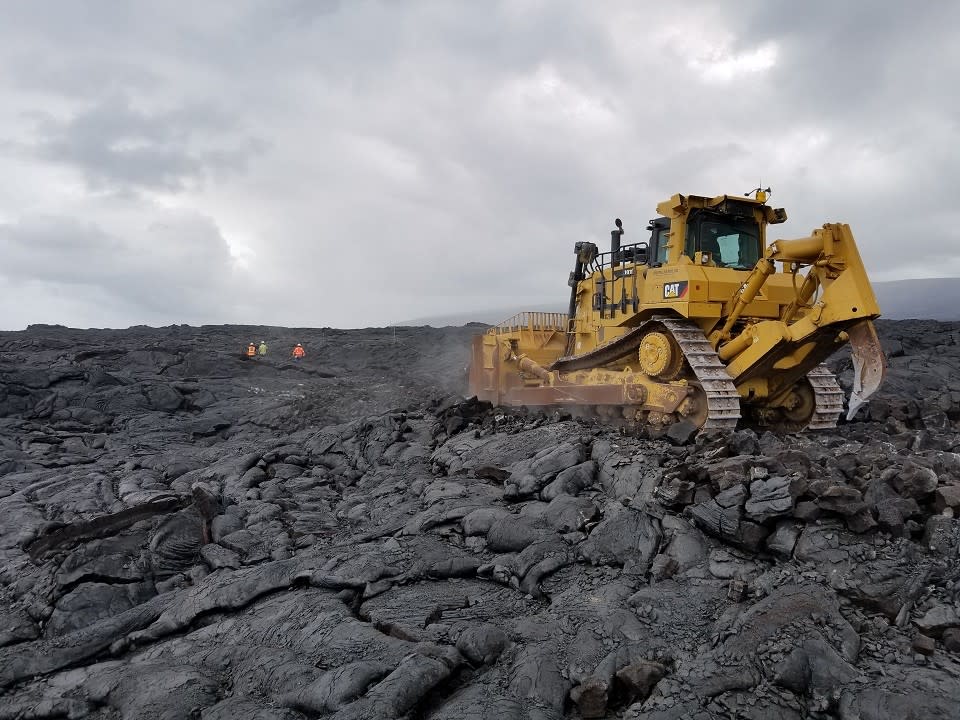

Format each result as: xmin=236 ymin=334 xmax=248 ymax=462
xmin=1 ymin=320 xmax=959 ymax=719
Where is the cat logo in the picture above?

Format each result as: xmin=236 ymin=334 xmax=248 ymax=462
xmin=663 ymin=281 xmax=689 ymax=299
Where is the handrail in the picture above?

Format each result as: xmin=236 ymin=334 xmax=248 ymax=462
xmin=493 ymin=311 xmax=567 ymax=334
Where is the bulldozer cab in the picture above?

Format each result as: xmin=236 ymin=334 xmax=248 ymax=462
xmin=650 ymin=193 xmax=787 ymax=270
xmin=647 ymin=202 xmax=763 ymax=270
xmin=684 ymin=210 xmax=762 ymax=270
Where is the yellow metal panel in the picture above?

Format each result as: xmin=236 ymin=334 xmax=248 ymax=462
xmin=482 ymin=342 xmax=496 ymax=369
xmin=688 ymin=302 xmax=721 ymax=318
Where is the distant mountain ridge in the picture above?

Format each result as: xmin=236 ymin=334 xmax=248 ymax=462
xmin=403 ymin=277 xmax=960 ymax=326
xmin=871 ymin=278 xmax=960 ymax=321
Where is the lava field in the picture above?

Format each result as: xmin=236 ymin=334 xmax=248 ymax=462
xmin=1 ymin=319 xmax=959 ymax=719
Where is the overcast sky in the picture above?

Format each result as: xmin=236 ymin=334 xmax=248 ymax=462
xmin=1 ymin=1 xmax=957 ymax=330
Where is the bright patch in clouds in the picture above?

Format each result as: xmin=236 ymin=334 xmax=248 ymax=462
xmin=497 ymin=64 xmax=617 ymax=133
xmin=689 ymin=41 xmax=778 ymax=82
xmin=348 ymin=134 xmax=422 ymax=188
xmin=224 ymin=234 xmax=255 ymax=271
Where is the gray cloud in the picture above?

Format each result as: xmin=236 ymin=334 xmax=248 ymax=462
xmin=0 ymin=0 xmax=957 ymax=329
xmin=17 ymin=95 xmax=263 ymax=193
xmin=0 ymin=210 xmax=247 ymax=327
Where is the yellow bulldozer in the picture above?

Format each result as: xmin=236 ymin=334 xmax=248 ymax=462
xmin=468 ymin=190 xmax=886 ymax=435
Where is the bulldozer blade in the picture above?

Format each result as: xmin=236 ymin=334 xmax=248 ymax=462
xmin=846 ymin=320 xmax=886 ymax=420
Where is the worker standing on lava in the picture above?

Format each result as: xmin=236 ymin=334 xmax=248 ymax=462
xmin=292 ymin=343 xmax=305 ymax=359
xmin=246 ymin=342 xmax=256 ymax=358
xmin=258 ymin=340 xmax=268 ymax=356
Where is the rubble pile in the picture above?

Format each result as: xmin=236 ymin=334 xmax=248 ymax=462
xmin=1 ymin=320 xmax=959 ymax=718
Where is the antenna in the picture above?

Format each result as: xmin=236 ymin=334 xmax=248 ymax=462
xmin=745 ymin=184 xmax=772 ymax=199
xmin=745 ymin=183 xmax=772 ymax=204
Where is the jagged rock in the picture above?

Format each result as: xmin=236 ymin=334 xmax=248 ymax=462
xmin=942 ymin=628 xmax=960 ymax=652
xmin=333 ymin=646 xmax=463 ymax=719
xmin=149 ymin=507 xmax=204 ymax=571
xmin=774 ymin=449 xmax=812 ymax=475
xmin=894 ymin=461 xmax=939 ymax=498
xmin=716 ymin=483 xmax=748 ymax=508
xmin=912 ymin=634 xmax=936 ymax=655
xmin=846 ymin=506 xmax=878 ymax=533
xmin=666 ymin=420 xmax=698 ymax=446
xmin=592 ymin=440 xmax=660 ymax=501
xmin=649 ymin=553 xmax=678 ymax=581
xmin=455 ymin=623 xmax=509 ymax=664
xmin=142 ymin=383 xmax=184 ymax=411
xmin=239 ymin=466 xmax=268 ymax=489
xmin=773 ymin=636 xmax=860 ymax=695
xmin=270 ymin=462 xmax=304 ymax=480
xmin=211 ymin=510 xmax=245 ymax=543
xmin=874 ymin=498 xmax=908 ymax=536
xmin=816 ymin=485 xmax=866 ymax=516
xmin=0 ymin=606 xmax=38 ymax=647
xmin=659 ymin=515 xmax=709 ymax=573
xmin=445 ymin=414 xmax=465 ymax=435
xmin=794 ymin=524 xmax=933 ymax=619
xmin=727 ymin=430 xmax=761 ymax=456
xmin=218 ymin=529 xmax=269 ymax=561
xmin=283 ymin=661 xmax=392 ymax=713
xmin=710 ymin=548 xmax=762 ymax=580
xmin=934 ymin=484 xmax=960 ymax=512
xmin=688 ymin=483 xmax=768 ymax=551
xmin=923 ymin=515 xmax=960 ymax=555
xmin=486 ymin=515 xmax=541 ymax=552
xmin=837 ymin=686 xmax=957 ymax=719
xmin=421 ymin=480 xmax=466 ymax=505
xmin=683 ymin=583 xmax=860 ymax=700
xmin=581 ymin=505 xmax=661 ymax=573
xmin=541 ymin=460 xmax=597 ymax=501
xmin=544 ymin=495 xmax=598 ymax=533
xmin=615 ymin=659 xmax=665 ymax=703
xmin=503 ymin=441 xmax=585 ymax=500
xmin=474 ymin=465 xmax=510 ymax=483
xmin=200 ymin=543 xmax=241 ymax=570
xmin=570 ymin=675 xmax=609 ymax=719
xmin=745 ymin=475 xmax=801 ymax=522
xmin=654 ymin=475 xmax=696 ymax=507
xmin=914 ymin=604 xmax=960 ymax=637
xmin=793 ymin=500 xmax=821 ymax=521
xmin=461 ymin=507 xmax=509 ymax=536
xmin=727 ymin=577 xmax=748 ymax=601
xmin=508 ymin=642 xmax=571 ymax=715
xmin=47 ymin=581 xmax=157 ymax=636
xmin=766 ymin=520 xmax=801 ymax=557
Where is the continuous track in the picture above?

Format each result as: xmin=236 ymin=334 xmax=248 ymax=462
xmin=550 ymin=315 xmax=845 ymax=433
xmin=552 ymin=315 xmax=741 ymax=432
xmin=804 ymin=364 xmax=845 ymax=430
xmin=658 ymin=317 xmax=741 ymax=433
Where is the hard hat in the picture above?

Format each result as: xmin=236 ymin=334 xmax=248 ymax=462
xmin=297 ymin=343 xmax=302 ymax=346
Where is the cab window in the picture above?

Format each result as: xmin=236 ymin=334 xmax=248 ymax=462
xmin=687 ymin=215 xmax=760 ymax=270
xmin=701 ymin=221 xmax=760 ymax=269
xmin=655 ymin=229 xmax=670 ymax=264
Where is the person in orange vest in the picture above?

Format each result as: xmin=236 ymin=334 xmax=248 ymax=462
xmin=246 ymin=342 xmax=256 ymax=358
xmin=292 ymin=343 xmax=305 ymax=359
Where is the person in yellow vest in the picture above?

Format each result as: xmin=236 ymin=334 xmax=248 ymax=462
xmin=246 ymin=343 xmax=256 ymax=357
xmin=292 ymin=343 xmax=305 ymax=359
xmin=258 ymin=340 xmax=268 ymax=356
